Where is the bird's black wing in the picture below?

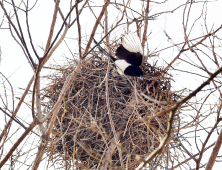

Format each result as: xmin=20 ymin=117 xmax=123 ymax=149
xmin=115 ymin=45 xmax=142 ymax=66
xmin=115 ymin=33 xmax=143 ymax=66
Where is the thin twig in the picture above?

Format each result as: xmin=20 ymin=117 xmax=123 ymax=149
xmin=75 ymin=1 xmax=82 ymax=58
xmin=83 ymin=0 xmax=110 ymax=56
xmin=105 ymin=61 xmax=124 ymax=167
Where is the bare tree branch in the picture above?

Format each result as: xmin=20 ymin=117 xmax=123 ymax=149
xmin=83 ymin=0 xmax=110 ymax=56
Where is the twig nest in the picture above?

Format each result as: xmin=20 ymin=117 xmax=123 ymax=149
xmin=43 ymin=56 xmax=179 ymax=169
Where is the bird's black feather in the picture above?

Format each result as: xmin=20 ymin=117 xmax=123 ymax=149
xmin=115 ymin=44 xmax=142 ymax=66
xmin=124 ymin=65 xmax=143 ymax=77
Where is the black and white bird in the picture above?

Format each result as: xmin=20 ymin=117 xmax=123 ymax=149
xmin=94 ymin=33 xmax=143 ymax=80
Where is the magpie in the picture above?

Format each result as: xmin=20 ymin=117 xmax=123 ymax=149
xmin=94 ymin=33 xmax=143 ymax=80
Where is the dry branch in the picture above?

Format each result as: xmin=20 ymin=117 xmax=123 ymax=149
xmin=206 ymin=125 xmax=222 ymax=170
xmin=83 ymin=0 xmax=110 ymax=56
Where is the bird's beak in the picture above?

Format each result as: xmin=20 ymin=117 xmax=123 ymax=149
xmin=140 ymin=75 xmax=144 ymax=81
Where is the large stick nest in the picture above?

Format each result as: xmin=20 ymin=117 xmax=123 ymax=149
xmin=43 ymin=54 xmax=179 ymax=169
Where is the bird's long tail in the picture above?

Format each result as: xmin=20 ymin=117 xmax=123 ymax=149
xmin=93 ymin=39 xmax=116 ymax=62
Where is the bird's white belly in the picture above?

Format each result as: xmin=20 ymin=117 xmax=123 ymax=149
xmin=115 ymin=59 xmax=131 ymax=75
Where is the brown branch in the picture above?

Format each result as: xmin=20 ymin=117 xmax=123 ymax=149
xmin=0 ymin=122 xmax=36 ymax=168
xmin=105 ymin=62 xmax=124 ymax=167
xmin=86 ymin=1 xmax=104 ymax=30
xmin=40 ymin=26 xmax=69 ymax=69
xmin=114 ymin=0 xmax=130 ymax=28
xmin=8 ymin=23 xmax=34 ymax=69
xmin=11 ymin=0 xmax=35 ymax=68
xmin=35 ymin=75 xmax=46 ymax=135
xmin=0 ymin=76 xmax=34 ymax=142
xmin=42 ymin=2 xmax=78 ymax=61
xmin=31 ymin=64 xmax=41 ymax=121
xmin=170 ymin=142 xmax=215 ymax=169
xmin=33 ymin=26 xmax=68 ymax=123
xmin=0 ymin=108 xmax=27 ymax=131
xmin=196 ymin=119 xmax=221 ymax=169
xmin=25 ymin=2 xmax=39 ymax=59
xmin=183 ymin=12 xmax=222 ymax=99
xmin=148 ymin=24 xmax=222 ymax=91
xmin=75 ymin=2 xmax=82 ymax=58
xmin=104 ymin=0 xmax=109 ymax=49
xmin=147 ymin=43 xmax=186 ymax=92
xmin=69 ymin=0 xmax=88 ymax=28
xmin=142 ymin=0 xmax=150 ymax=60
xmin=54 ymin=0 xmax=65 ymax=22
xmin=83 ymin=0 xmax=110 ymax=56
xmin=0 ymin=1 xmax=35 ymax=69
xmin=44 ymin=0 xmax=61 ymax=53
xmin=206 ymin=125 xmax=222 ymax=170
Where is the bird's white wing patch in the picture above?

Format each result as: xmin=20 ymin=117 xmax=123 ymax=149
xmin=115 ymin=59 xmax=131 ymax=75
xmin=121 ymin=33 xmax=143 ymax=54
